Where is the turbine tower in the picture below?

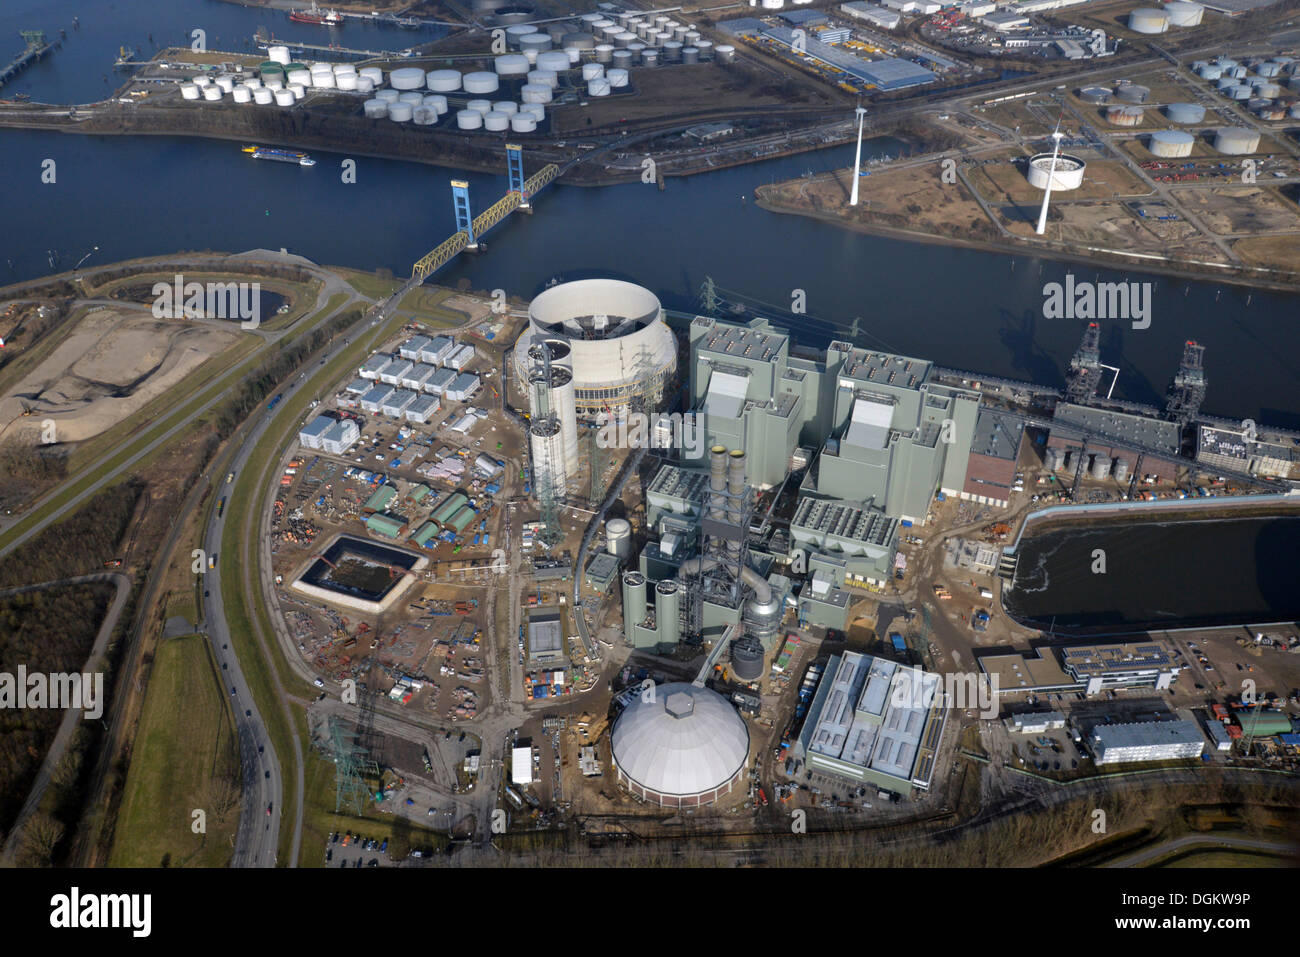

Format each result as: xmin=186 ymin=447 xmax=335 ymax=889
xmin=1035 ymin=123 xmax=1065 ymax=236
xmin=849 ymin=105 xmax=867 ymax=207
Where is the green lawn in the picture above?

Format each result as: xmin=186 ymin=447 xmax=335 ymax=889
xmin=109 ymin=635 xmax=239 ymax=867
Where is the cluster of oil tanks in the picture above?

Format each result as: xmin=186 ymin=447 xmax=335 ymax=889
xmin=1128 ymin=1 xmax=1202 ymax=34
xmin=1195 ymin=54 xmax=1300 ymax=121
xmin=1045 ymin=447 xmax=1131 ymax=482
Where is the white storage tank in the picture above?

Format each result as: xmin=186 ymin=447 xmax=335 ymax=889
xmin=360 ymin=66 xmax=384 ymax=86
xmin=1164 ymin=0 xmax=1203 ymax=25
xmin=506 ymin=23 xmax=539 ymax=44
xmin=587 ymin=77 xmax=611 ymax=96
xmin=1090 ymin=454 xmax=1110 ymax=480
xmin=1148 ymin=129 xmax=1194 ymax=157
xmin=715 ymin=44 xmax=736 ymax=63
xmin=1128 ymin=7 xmax=1168 ymax=32
xmin=595 ymin=43 xmax=614 ymax=63
xmin=483 ymin=110 xmax=510 ymax=131
xmin=1197 ymin=64 xmax=1222 ymax=80
xmin=537 ymin=51 xmax=570 ymax=73
xmin=641 ymin=49 xmax=659 ymax=67
xmin=253 ymin=88 xmax=274 ymax=105
xmin=1255 ymin=60 xmax=1282 ymax=77
xmin=495 ymin=54 xmax=530 ymax=76
xmin=181 ymin=83 xmax=200 ymax=100
xmin=662 ymin=41 xmax=683 ymax=61
xmin=607 ymin=67 xmax=629 ymax=88
xmin=423 ymin=93 xmax=449 ymax=114
xmin=413 ymin=106 xmax=438 ymax=125
xmin=273 ymin=89 xmax=294 ymax=106
xmin=463 ymin=71 xmax=500 ymax=94
xmin=205 ymin=86 xmax=224 ymax=101
xmin=1253 ymin=81 xmax=1281 ymax=98
xmin=456 ymin=108 xmax=484 ymax=129
xmin=563 ymin=46 xmax=582 ymax=65
xmin=363 ymin=98 xmax=389 ymax=118
xmin=337 ymin=73 xmax=358 ymax=91
xmin=697 ymin=40 xmax=714 ymax=58
xmin=333 ymin=63 xmax=356 ymax=77
xmin=605 ymin=518 xmax=632 ymax=559
xmin=1164 ymin=102 xmax=1205 ymax=123
xmin=312 ymin=72 xmax=336 ymax=89
xmin=288 ymin=82 xmax=306 ymax=100
xmin=193 ymin=75 xmax=211 ymax=88
xmin=612 ymin=50 xmax=634 ymax=70
xmin=244 ymin=76 xmax=262 ymax=89
xmin=427 ymin=69 xmax=461 ymax=91
xmin=399 ymin=91 xmax=425 ymax=105
xmin=493 ymin=100 xmax=519 ymax=115
xmin=355 ymin=76 xmax=374 ymax=94
xmin=511 ymin=113 xmax=538 ymax=132
xmin=390 ymin=67 xmax=427 ymax=90
xmin=520 ymin=83 xmax=552 ymax=103
xmin=232 ymin=85 xmax=252 ymax=103
xmin=268 ymin=45 xmax=291 ymax=65
xmin=682 ymin=46 xmax=700 ymax=64
xmin=1213 ymin=126 xmax=1260 ymax=153
xmin=582 ymin=62 xmax=605 ymax=81
xmin=528 ymin=69 xmax=558 ymax=88
xmin=520 ymin=33 xmax=552 ymax=54
xmin=521 ymin=102 xmax=545 ymax=121
xmin=466 ymin=98 xmax=493 ymax=113
xmin=286 ymin=68 xmax=311 ymax=87
xmin=1113 ymin=457 xmax=1130 ymax=482
xmin=264 ymin=76 xmax=284 ymax=91
xmin=389 ymin=101 xmax=414 ymax=122
xmin=216 ymin=75 xmax=236 ymax=93
xmin=376 ymin=88 xmax=400 ymax=103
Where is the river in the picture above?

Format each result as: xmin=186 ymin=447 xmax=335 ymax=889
xmin=2 ymin=0 xmax=1299 ymax=425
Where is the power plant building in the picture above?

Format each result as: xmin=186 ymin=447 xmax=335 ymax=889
xmin=795 ymin=651 xmax=946 ymax=794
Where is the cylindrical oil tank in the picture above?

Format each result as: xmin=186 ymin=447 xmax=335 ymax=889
xmin=272 ymin=88 xmax=294 ymax=106
xmin=263 ymin=76 xmax=284 ymax=91
xmin=376 ymin=88 xmax=400 ymax=103
xmin=181 ymin=83 xmax=200 ymax=100
xmin=492 ymin=100 xmax=518 ymax=115
xmin=399 ymin=91 xmax=424 ymax=105
xmin=1165 ymin=102 xmax=1205 ymax=123
xmin=1216 ymin=77 xmax=1237 ymax=91
xmin=595 ymin=43 xmax=614 ymax=63
xmin=730 ymin=637 xmax=765 ymax=682
xmin=1256 ymin=103 xmax=1286 ymax=120
xmin=1256 ymin=60 xmax=1282 ymax=77
xmin=520 ymin=33 xmax=552 ymax=54
xmin=607 ymin=67 xmax=629 ymax=88
xmin=388 ymin=101 xmax=413 ymax=122
xmin=193 ymin=75 xmax=211 ymax=88
xmin=1148 ymin=129 xmax=1194 ymax=157
xmin=363 ymin=98 xmax=389 ymax=118
xmin=1090 ymin=454 xmax=1111 ymax=480
xmin=1079 ymin=85 xmax=1111 ymax=103
xmin=288 ymin=82 xmax=306 ymax=100
xmin=268 ymin=45 xmax=291 ymax=64
xmin=641 ymin=49 xmax=659 ymax=67
xmin=510 ymin=112 xmax=537 ymax=132
xmin=545 ymin=23 xmax=569 ymax=42
xmin=587 ymin=77 xmax=611 ymax=96
xmin=537 ymin=51 xmax=570 ymax=73
xmin=1247 ymin=96 xmax=1269 ymax=111
xmin=360 ymin=66 xmax=384 ymax=86
xmin=1165 ymin=0 xmax=1203 ymax=25
xmin=244 ymin=76 xmax=262 ymax=89
xmin=655 ymin=581 xmax=680 ymax=645
xmin=232 ymin=85 xmax=252 ymax=103
xmin=1198 ymin=64 xmax=1222 ymax=80
xmin=423 ymin=93 xmax=448 ymax=113
xmin=580 ymin=12 xmax=603 ymax=23
xmin=1113 ymin=458 xmax=1130 ymax=482
xmin=337 ymin=75 xmax=357 ymax=94
xmin=1229 ymin=65 xmax=1247 ymax=78
xmin=1228 ymin=85 xmax=1251 ymax=100
xmin=606 ymin=518 xmax=632 ymax=559
xmin=389 ymin=66 xmax=426 ymax=90
xmin=333 ymin=62 xmax=356 ymax=77
xmin=1116 ymin=83 xmax=1149 ymax=104
xmin=456 ymin=108 xmax=484 ymax=130
xmin=686 ymin=30 xmax=701 ymax=45
xmin=1214 ymin=127 xmax=1260 ymax=153
xmin=495 ymin=54 xmax=530 ymax=75
xmin=662 ymin=41 xmax=683 ymax=61
xmin=505 ymin=23 xmax=538 ymax=44
xmin=673 ymin=25 xmax=689 ymax=41
xmin=1215 ymin=57 xmax=1238 ymax=68
xmin=612 ymin=49 xmax=634 ymax=69
xmin=1253 ymin=81 xmax=1281 ymax=98
xmin=1106 ymin=105 xmax=1144 ymax=126
xmin=252 ymin=88 xmax=274 ymax=105
xmin=215 ymin=75 xmax=236 ymax=93
xmin=355 ymin=76 xmax=374 ymax=93
xmin=463 ymin=71 xmax=500 ymax=94
xmin=1045 ymin=446 xmax=1065 ymax=471
xmin=520 ymin=101 xmax=545 ymax=121
xmin=520 ymin=82 xmax=552 ymax=103
xmin=204 ymin=86 xmax=223 ymax=102
xmin=682 ymin=46 xmax=700 ymax=64
xmin=715 ymin=44 xmax=736 ymax=63
xmin=581 ymin=62 xmax=604 ymax=81
xmin=466 ymin=98 xmax=493 ymax=113
xmin=564 ymin=32 xmax=596 ymax=50
xmin=614 ymin=31 xmax=635 ymax=47
xmin=1128 ymin=8 xmax=1169 ymax=33
xmin=528 ymin=68 xmax=558 ymax=88
xmin=311 ymin=72 xmax=336 ymax=89
xmin=483 ymin=110 xmax=510 ymax=131
xmin=696 ymin=40 xmax=714 ymax=58
xmin=427 ymin=69 xmax=461 ymax=91
xmin=413 ymin=106 xmax=438 ymax=125
xmin=259 ymin=61 xmax=283 ymax=79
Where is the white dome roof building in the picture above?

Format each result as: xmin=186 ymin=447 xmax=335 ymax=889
xmin=611 ymin=683 xmax=750 ymax=807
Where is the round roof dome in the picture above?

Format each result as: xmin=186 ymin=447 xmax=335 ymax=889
xmin=612 ymin=683 xmax=749 ymax=804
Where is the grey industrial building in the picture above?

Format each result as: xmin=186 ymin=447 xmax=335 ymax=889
xmin=1091 ymin=719 xmax=1205 ymax=765
xmin=980 ymin=640 xmax=1182 ymax=698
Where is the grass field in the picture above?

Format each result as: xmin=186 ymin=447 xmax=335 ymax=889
xmin=109 ymin=634 xmax=239 ymax=867
xmin=342 ymin=271 xmax=403 ymax=302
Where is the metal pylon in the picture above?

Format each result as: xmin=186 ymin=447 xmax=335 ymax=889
xmin=327 ymin=714 xmax=378 ymax=814
xmin=451 ymin=179 xmax=476 ymax=247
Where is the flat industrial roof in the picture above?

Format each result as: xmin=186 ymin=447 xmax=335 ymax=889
xmin=791 ymin=498 xmax=896 ymax=546
xmin=1062 ymin=641 xmax=1175 ymax=677
xmin=972 ymin=408 xmax=1025 ymax=461
xmin=528 ymin=612 xmax=563 ymax=655
xmin=1053 ymin=403 xmax=1182 ymax=454
xmin=1092 ymin=719 xmax=1204 ymax=749
xmin=979 ymin=649 xmax=1074 ymax=692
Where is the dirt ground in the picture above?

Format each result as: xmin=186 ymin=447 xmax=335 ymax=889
xmin=0 ymin=307 xmax=241 ymax=444
xmin=1171 ymin=184 xmax=1300 ymax=236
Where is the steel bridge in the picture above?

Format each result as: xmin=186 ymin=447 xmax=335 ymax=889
xmin=410 ymin=144 xmax=559 ymax=283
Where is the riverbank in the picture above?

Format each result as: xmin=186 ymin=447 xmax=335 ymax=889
xmin=755 ymin=187 xmax=1300 ymax=296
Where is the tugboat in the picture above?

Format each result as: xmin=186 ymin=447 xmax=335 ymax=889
xmin=289 ymin=3 xmax=343 ymax=25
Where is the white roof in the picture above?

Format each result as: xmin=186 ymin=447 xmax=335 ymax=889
xmin=704 ymin=369 xmax=750 ymax=420
xmin=845 ymin=397 xmax=893 ymax=450
xmin=611 ymin=683 xmax=749 ymax=797
xmin=511 ymin=745 xmax=533 ymax=785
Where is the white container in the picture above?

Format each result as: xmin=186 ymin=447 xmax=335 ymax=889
xmin=193 ymin=75 xmax=211 ymax=88
xmin=399 ymin=91 xmax=424 ymax=104
xmin=360 ymin=66 xmax=384 ymax=86
xmin=520 ymin=83 xmax=552 ymax=103
xmin=607 ymin=67 xmax=628 ymax=88
xmin=181 ymin=83 xmax=200 ymax=100
xmin=253 ymin=88 xmax=274 ymax=105
xmin=355 ymin=76 xmax=374 ymax=94
xmin=423 ymin=93 xmax=448 ymax=114
xmin=216 ymin=75 xmax=236 ymax=93
xmin=582 ymin=62 xmax=605 ymax=81
xmin=483 ymin=110 xmax=510 ymax=131
xmin=268 ymin=45 xmax=291 ymax=64
xmin=389 ymin=101 xmax=414 ymax=122
xmin=427 ymin=69 xmax=461 ymax=91
xmin=273 ymin=89 xmax=294 ymax=106
xmin=510 ymin=113 xmax=537 ymax=132
xmin=528 ymin=69 xmax=558 ymax=88
xmin=564 ymin=47 xmax=582 ymax=65
xmin=244 ymin=76 xmax=262 ymax=89
xmin=495 ymin=54 xmax=530 ymax=75
xmin=463 ymin=71 xmax=500 ymax=94
xmin=232 ymin=85 xmax=252 ymax=103
xmin=363 ymin=99 xmax=389 ymax=118
xmin=264 ymin=77 xmax=284 ymax=91
xmin=390 ymin=67 xmax=427 ymax=90
xmin=204 ymin=86 xmax=223 ymax=101
xmin=587 ymin=78 xmax=610 ymax=96
xmin=376 ymin=88 xmax=400 ymax=103
xmin=288 ymin=82 xmax=306 ymax=100
xmin=521 ymin=102 xmax=545 ymax=121
xmin=492 ymin=100 xmax=519 ymax=115
xmin=413 ymin=106 xmax=438 ymax=125
xmin=466 ymin=98 xmax=493 ymax=114
xmin=286 ymin=69 xmax=311 ymax=86
xmin=312 ymin=72 xmax=336 ymax=89
xmin=333 ymin=63 xmax=356 ymax=77
xmin=339 ymin=73 xmax=360 ymax=91
xmin=456 ymin=109 xmax=483 ymax=129
xmin=537 ymin=51 xmax=570 ymax=73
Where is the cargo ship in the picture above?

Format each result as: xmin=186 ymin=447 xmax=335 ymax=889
xmin=289 ymin=3 xmax=342 ymax=25
xmin=243 ymin=145 xmax=317 ymax=167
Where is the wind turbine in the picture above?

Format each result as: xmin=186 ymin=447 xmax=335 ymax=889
xmin=1035 ymin=120 xmax=1065 ymax=236
xmin=849 ymin=105 xmax=867 ymax=207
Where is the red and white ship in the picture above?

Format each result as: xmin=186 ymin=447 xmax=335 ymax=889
xmin=289 ymin=3 xmax=343 ymax=25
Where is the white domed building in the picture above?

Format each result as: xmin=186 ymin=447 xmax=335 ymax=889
xmin=512 ymin=279 xmax=677 ymax=419
xmin=611 ymin=683 xmax=750 ymax=807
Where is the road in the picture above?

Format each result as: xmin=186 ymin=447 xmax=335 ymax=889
xmin=1102 ymin=833 xmax=1297 ymax=868
xmin=0 ymin=572 xmax=132 ymax=864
